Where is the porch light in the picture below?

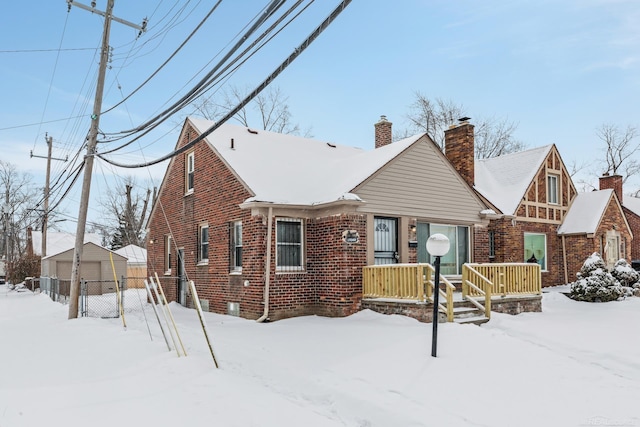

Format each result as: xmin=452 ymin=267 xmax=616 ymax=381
xmin=427 ymin=233 xmax=450 ymax=358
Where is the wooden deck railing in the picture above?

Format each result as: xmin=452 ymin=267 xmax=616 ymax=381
xmin=463 ymin=263 xmax=541 ymax=296
xmin=461 ymin=265 xmax=493 ymax=319
xmin=362 ymin=263 xmax=455 ymax=321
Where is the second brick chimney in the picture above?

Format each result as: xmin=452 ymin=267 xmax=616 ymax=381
xmin=445 ymin=118 xmax=475 ymax=188
xmin=599 ymin=173 xmax=623 ymax=204
xmin=374 ymin=115 xmax=392 ymax=148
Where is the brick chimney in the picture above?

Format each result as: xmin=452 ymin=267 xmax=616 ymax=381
xmin=445 ymin=118 xmax=475 ymax=188
xmin=599 ymin=173 xmax=623 ymax=204
xmin=374 ymin=115 xmax=392 ymax=148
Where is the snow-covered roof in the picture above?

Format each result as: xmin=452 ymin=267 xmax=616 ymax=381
xmin=623 ymin=195 xmax=640 ymax=217
xmin=31 ymin=231 xmax=102 ymax=257
xmin=189 ymin=118 xmax=422 ymax=206
xmin=557 ymin=189 xmax=614 ymax=235
xmin=114 ymin=244 xmax=147 ymax=264
xmin=475 ymin=145 xmax=553 ymax=215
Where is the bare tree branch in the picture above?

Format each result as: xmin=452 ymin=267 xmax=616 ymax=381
xmin=404 ymin=92 xmax=524 ymax=158
xmin=194 ymin=85 xmax=306 ymax=136
xmin=597 ymin=123 xmax=639 ymax=183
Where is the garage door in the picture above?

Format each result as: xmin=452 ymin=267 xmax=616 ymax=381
xmin=57 ymin=261 xmax=101 ymax=281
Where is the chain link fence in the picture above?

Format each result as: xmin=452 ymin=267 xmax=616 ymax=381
xmin=39 ymin=276 xmax=151 ymax=319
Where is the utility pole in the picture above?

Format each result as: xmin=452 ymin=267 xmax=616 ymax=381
xmin=3 ymin=188 xmax=8 ymax=274
xmin=31 ymin=134 xmax=68 ymax=257
xmin=67 ymin=0 xmax=145 ymax=319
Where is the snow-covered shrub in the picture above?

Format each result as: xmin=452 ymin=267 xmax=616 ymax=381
xmin=569 ymin=253 xmax=623 ymax=302
xmin=610 ymin=259 xmax=640 ymax=287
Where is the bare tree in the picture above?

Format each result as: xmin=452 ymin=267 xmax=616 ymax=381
xmin=0 ymin=160 xmax=40 ymax=277
xmin=193 ymin=85 xmax=311 ymax=136
xmin=99 ymin=177 xmax=151 ymax=250
xmin=405 ymin=92 xmax=524 ymax=158
xmin=597 ymin=123 xmax=639 ymax=183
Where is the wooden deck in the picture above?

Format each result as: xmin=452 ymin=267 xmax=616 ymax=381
xmin=362 ymin=263 xmax=542 ymax=323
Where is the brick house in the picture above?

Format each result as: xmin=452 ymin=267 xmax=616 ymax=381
xmin=146 ymin=116 xmax=491 ymax=320
xmin=445 ymin=121 xmax=632 ymax=287
xmin=600 ymin=173 xmax=640 ymax=263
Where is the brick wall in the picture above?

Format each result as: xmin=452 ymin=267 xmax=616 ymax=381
xmin=623 ymin=207 xmax=640 ymax=260
xmin=485 ymin=217 xmax=564 ymax=287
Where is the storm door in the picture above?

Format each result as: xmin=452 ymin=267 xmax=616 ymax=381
xmin=374 ymin=217 xmax=398 ymax=265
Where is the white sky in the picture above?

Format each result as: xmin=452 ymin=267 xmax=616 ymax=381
xmin=1 ymin=284 xmax=639 ymax=426
xmin=1 ymin=1 xmax=639 ymax=230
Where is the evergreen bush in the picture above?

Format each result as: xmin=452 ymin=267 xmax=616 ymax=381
xmin=569 ymin=253 xmax=623 ymax=302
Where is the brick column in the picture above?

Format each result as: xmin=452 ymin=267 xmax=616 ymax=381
xmin=599 ymin=173 xmax=623 ymax=204
xmin=445 ymin=121 xmax=475 ymax=188
xmin=374 ymin=115 xmax=392 ymax=148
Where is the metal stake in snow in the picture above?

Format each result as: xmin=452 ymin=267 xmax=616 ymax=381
xmin=154 ymin=273 xmax=187 ymax=357
xmin=149 ymin=275 xmax=181 ymax=357
xmin=144 ymin=279 xmax=171 ymax=351
xmin=189 ymin=280 xmax=219 ymax=368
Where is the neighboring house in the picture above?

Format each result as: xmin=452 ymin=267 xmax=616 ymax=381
xmin=444 ymin=120 xmax=632 ymax=287
xmin=600 ymin=173 xmax=640 ymax=264
xmin=146 ymin=116 xmax=492 ymax=320
xmin=30 ymin=230 xmax=102 ymax=258
xmin=114 ymin=244 xmax=147 ymax=288
xmin=41 ymin=242 xmax=127 ymax=294
xmin=557 ymin=188 xmax=632 ymax=279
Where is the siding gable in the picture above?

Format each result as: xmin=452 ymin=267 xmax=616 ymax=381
xmin=352 ymin=135 xmax=486 ymax=224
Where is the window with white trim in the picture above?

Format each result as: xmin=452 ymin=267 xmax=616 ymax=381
xmin=230 ymin=221 xmax=242 ymax=271
xmin=547 ymin=174 xmax=559 ymax=204
xmin=185 ymin=151 xmax=195 ymax=194
xmin=164 ymin=234 xmax=172 ymax=274
xmin=276 ymin=218 xmax=303 ymax=270
xmin=524 ymin=233 xmax=547 ymax=271
xmin=198 ymin=224 xmax=209 ymax=263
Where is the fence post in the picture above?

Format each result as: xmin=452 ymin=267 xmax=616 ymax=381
xmin=121 ymin=275 xmax=126 ymax=314
xmin=80 ymin=280 xmax=88 ymax=317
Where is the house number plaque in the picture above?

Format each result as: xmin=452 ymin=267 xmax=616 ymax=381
xmin=342 ymin=230 xmax=360 ymax=244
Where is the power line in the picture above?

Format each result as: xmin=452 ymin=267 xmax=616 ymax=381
xmin=102 ymin=0 xmax=287 ymax=139
xmin=97 ymin=0 xmax=311 ymax=155
xmin=0 ymin=47 xmax=96 ymax=53
xmin=101 ymin=0 xmax=224 ymax=116
xmin=99 ymin=0 xmax=352 ymax=169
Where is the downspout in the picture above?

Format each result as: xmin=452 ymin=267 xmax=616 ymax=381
xmin=256 ymin=206 xmax=273 ymax=322
xmin=562 ymin=235 xmax=568 ymax=284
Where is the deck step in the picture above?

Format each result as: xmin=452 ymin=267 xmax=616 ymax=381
xmin=454 ymin=315 xmax=490 ymax=325
xmin=452 ymin=306 xmax=480 ymax=316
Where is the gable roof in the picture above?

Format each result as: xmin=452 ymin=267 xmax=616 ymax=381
xmin=189 ymin=117 xmax=422 ymax=206
xmin=623 ymin=196 xmax=640 ymax=217
xmin=42 ymin=241 xmax=124 ymax=261
xmin=475 ymin=145 xmax=553 ymax=215
xmin=114 ymin=244 xmax=147 ymax=264
xmin=31 ymin=231 xmax=102 ymax=257
xmin=557 ymin=189 xmax=618 ymax=235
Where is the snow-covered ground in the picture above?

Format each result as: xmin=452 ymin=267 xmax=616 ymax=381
xmin=1 ymin=284 xmax=638 ymax=427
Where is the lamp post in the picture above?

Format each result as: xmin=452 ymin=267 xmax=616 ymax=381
xmin=426 ymin=233 xmax=450 ymax=357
